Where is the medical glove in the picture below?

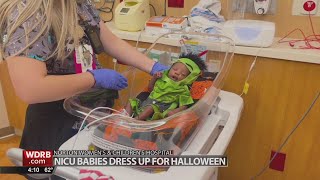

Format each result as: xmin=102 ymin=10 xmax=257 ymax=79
xmin=150 ymin=62 xmax=169 ymax=76
xmin=88 ymin=69 xmax=128 ymax=90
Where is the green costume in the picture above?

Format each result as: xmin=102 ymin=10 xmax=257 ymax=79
xmin=129 ymin=58 xmax=201 ymax=120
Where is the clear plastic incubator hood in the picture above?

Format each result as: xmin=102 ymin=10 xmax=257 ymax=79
xmin=63 ymin=32 xmax=235 ymax=158
xmin=64 ymin=32 xmax=234 ymax=158
xmin=7 ymin=32 xmax=243 ymax=180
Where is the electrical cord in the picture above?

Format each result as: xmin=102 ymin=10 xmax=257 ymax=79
xmin=149 ymin=4 xmax=157 ymax=16
xmin=278 ymin=12 xmax=320 ymax=49
xmin=163 ymin=0 xmax=167 ymax=16
xmin=128 ymin=27 xmax=145 ymax=101
xmin=95 ymin=0 xmax=107 ymax=9
xmin=111 ymin=27 xmax=144 ymax=106
xmin=96 ymin=0 xmax=115 ymax=22
xmin=251 ymin=91 xmax=320 ymax=179
xmin=135 ymin=28 xmax=144 ymax=49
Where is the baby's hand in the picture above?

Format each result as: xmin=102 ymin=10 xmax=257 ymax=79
xmin=153 ymin=72 xmax=163 ymax=79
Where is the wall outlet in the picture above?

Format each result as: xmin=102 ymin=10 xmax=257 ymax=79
xmin=301 ymin=0 xmax=319 ymax=14
xmin=269 ymin=150 xmax=286 ymax=171
xmin=230 ymin=0 xmax=276 ymax=17
xmin=254 ymin=0 xmax=272 ymax=15
xmin=168 ymin=0 xmax=184 ymax=8
xmin=292 ymin=0 xmax=320 ymax=16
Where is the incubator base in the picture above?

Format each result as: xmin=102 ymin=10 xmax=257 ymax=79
xmin=56 ymin=90 xmax=243 ymax=180
xmin=6 ymin=91 xmax=242 ymax=180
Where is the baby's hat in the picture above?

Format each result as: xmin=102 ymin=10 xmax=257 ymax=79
xmin=176 ymin=58 xmax=201 ymax=85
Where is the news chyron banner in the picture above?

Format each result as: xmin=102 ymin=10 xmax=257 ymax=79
xmin=0 ymin=150 xmax=228 ymax=174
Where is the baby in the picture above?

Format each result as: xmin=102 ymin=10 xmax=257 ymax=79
xmin=124 ymin=53 xmax=207 ymax=120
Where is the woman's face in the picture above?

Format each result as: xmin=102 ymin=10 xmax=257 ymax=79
xmin=168 ymin=62 xmax=190 ymax=82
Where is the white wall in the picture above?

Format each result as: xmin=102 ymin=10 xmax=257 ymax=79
xmin=0 ymin=82 xmax=10 ymax=129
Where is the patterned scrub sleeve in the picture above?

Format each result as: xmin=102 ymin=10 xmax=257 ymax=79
xmin=3 ymin=6 xmax=53 ymax=61
xmin=78 ymin=1 xmax=101 ymax=27
xmin=3 ymin=2 xmax=102 ymax=74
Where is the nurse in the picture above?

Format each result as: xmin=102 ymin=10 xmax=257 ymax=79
xmin=0 ymin=0 xmax=167 ymax=153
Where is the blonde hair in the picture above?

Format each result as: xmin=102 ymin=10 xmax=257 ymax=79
xmin=0 ymin=0 xmax=79 ymax=61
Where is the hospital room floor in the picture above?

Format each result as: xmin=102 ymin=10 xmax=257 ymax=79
xmin=0 ymin=135 xmax=25 ymax=180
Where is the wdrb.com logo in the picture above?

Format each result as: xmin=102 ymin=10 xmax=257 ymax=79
xmin=23 ymin=150 xmax=53 ymax=166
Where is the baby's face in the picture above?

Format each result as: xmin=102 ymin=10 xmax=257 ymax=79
xmin=168 ymin=62 xmax=190 ymax=81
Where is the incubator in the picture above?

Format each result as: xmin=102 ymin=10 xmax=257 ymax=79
xmin=7 ymin=32 xmax=243 ymax=180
